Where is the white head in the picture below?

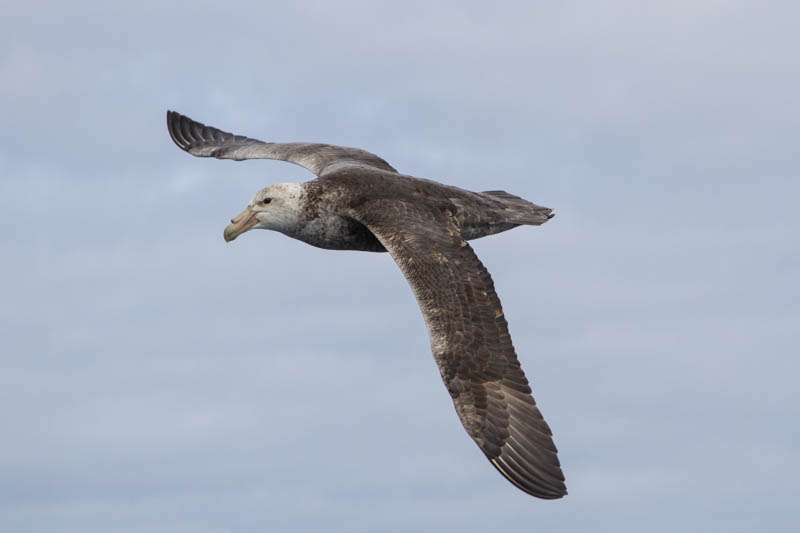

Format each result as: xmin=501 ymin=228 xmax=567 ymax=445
xmin=223 ymin=183 xmax=303 ymax=242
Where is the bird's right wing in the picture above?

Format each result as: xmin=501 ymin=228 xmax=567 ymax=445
xmin=349 ymin=199 xmax=567 ymax=499
xmin=166 ymin=111 xmax=397 ymax=177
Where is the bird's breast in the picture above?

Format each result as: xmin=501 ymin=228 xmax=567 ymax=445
xmin=291 ymin=214 xmax=386 ymax=253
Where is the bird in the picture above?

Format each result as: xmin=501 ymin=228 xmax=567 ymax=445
xmin=166 ymin=110 xmax=567 ymax=499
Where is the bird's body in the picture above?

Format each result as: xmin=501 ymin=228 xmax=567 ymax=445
xmin=167 ymin=110 xmax=567 ymax=500
xmin=270 ymin=173 xmax=543 ymax=252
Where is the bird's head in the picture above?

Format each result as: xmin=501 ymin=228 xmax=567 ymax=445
xmin=223 ymin=183 xmax=303 ymax=242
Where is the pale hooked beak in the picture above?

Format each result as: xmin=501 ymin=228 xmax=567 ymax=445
xmin=224 ymin=207 xmax=259 ymax=242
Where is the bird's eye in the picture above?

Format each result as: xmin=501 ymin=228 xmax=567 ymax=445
xmin=262 ymin=198 xmax=272 ymax=204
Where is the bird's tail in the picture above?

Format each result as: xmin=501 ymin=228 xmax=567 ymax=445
xmin=481 ymin=190 xmax=554 ymax=226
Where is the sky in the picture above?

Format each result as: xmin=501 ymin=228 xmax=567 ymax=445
xmin=1 ymin=1 xmax=798 ymax=531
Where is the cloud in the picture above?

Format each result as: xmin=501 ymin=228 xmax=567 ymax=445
xmin=1 ymin=1 xmax=798 ymax=531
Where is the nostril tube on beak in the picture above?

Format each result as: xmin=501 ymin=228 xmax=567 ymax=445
xmin=224 ymin=207 xmax=258 ymax=243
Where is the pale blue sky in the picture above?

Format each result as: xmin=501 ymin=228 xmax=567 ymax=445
xmin=1 ymin=1 xmax=798 ymax=531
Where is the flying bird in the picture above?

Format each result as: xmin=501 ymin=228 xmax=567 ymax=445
xmin=166 ymin=110 xmax=566 ymax=499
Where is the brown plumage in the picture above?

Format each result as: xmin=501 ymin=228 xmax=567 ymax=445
xmin=167 ymin=110 xmax=566 ymax=499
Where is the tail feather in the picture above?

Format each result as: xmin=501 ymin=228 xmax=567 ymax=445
xmin=482 ymin=190 xmax=554 ymax=226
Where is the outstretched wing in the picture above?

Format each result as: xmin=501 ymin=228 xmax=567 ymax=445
xmin=166 ymin=111 xmax=397 ymax=176
xmin=350 ymin=199 xmax=566 ymax=499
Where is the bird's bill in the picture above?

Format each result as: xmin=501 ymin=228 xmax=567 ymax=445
xmin=224 ymin=207 xmax=259 ymax=242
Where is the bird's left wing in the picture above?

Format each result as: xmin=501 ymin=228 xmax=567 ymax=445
xmin=349 ymin=199 xmax=567 ymax=499
xmin=166 ymin=111 xmax=397 ymax=176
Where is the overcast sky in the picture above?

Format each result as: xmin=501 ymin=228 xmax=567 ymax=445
xmin=1 ymin=1 xmax=798 ymax=532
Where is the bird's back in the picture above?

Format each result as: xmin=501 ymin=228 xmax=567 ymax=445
xmin=312 ymin=170 xmax=552 ymax=243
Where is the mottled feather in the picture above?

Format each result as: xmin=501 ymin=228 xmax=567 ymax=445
xmin=349 ymin=199 xmax=566 ymax=499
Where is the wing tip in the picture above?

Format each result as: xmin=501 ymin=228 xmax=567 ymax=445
xmin=166 ymin=109 xmax=193 ymax=152
xmin=166 ymin=109 xmax=216 ymax=153
xmin=490 ymin=456 xmax=568 ymax=500
xmin=165 ymin=110 xmax=244 ymax=159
